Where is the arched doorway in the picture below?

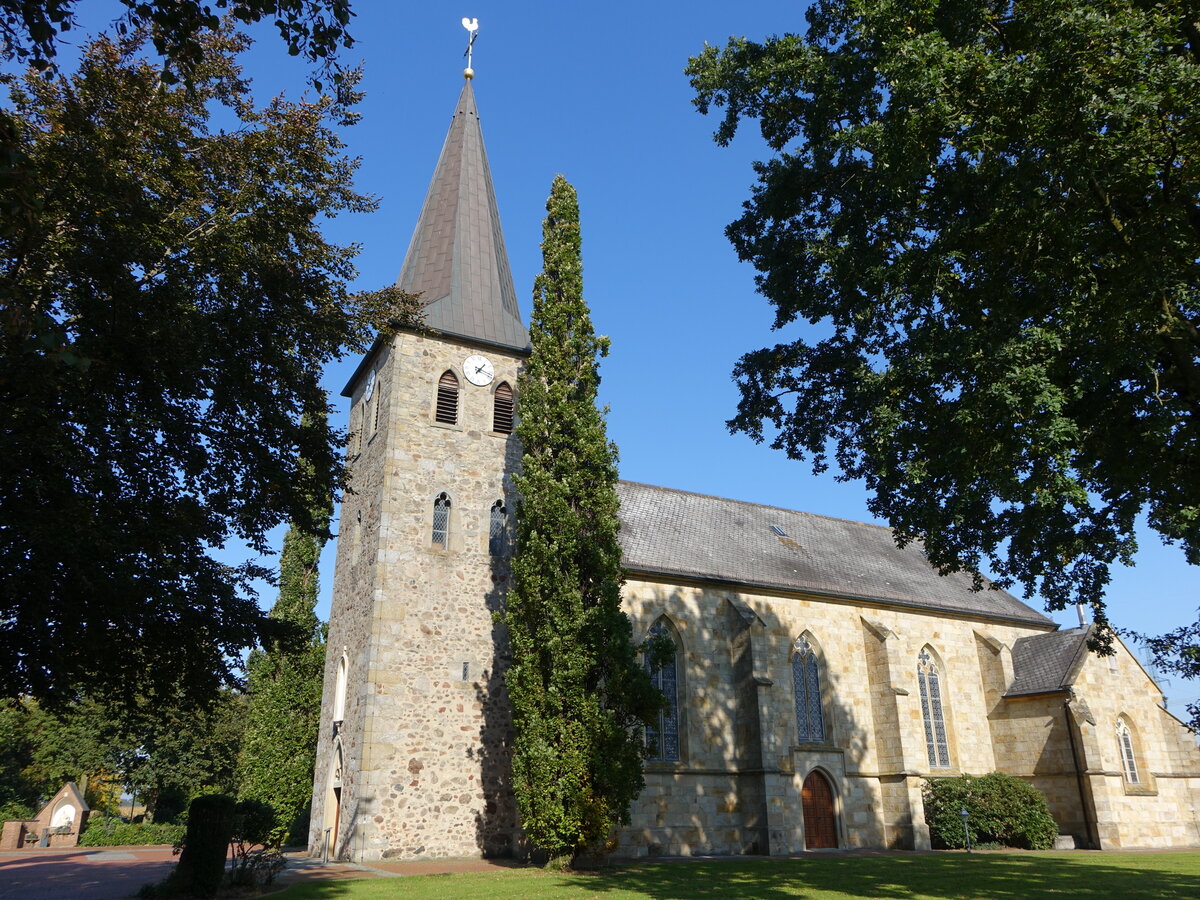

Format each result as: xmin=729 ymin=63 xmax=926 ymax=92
xmin=802 ymin=770 xmax=838 ymax=849
xmin=322 ymin=745 xmax=343 ymax=859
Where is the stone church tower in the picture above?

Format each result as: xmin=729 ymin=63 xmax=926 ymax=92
xmin=309 ymin=74 xmax=526 ymax=861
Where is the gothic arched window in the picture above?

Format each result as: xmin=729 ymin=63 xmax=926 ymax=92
xmin=645 ymin=620 xmax=680 ymax=762
xmin=432 ymin=493 xmax=451 ymax=548
xmin=792 ymin=634 xmax=826 ymax=743
xmin=436 ymin=370 xmax=459 ymax=424
xmin=918 ymin=648 xmax=951 ymax=768
xmin=1117 ymin=719 xmax=1140 ymax=785
xmin=493 ymin=382 xmax=514 ymax=434
xmin=489 ymin=500 xmax=506 ymax=556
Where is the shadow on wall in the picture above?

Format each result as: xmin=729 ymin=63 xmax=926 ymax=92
xmin=472 ymin=434 xmax=521 ymax=857
xmin=629 ymin=583 xmax=876 ymax=854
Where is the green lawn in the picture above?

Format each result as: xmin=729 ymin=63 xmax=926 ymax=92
xmin=276 ymin=851 xmax=1200 ymax=899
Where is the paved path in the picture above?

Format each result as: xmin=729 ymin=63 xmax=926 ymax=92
xmin=0 ymin=847 xmax=382 ymax=900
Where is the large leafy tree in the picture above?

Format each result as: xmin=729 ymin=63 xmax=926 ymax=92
xmin=238 ymin=435 xmax=330 ymax=847
xmin=688 ymin=2 xmax=1199 ymax=689
xmin=0 ymin=29 xmax=419 ymax=709
xmin=0 ymin=1 xmax=356 ymax=82
xmin=504 ymin=176 xmax=662 ymax=863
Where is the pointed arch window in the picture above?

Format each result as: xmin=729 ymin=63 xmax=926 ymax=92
xmin=1117 ymin=719 xmax=1140 ymax=785
xmin=493 ymin=382 xmax=514 ymax=434
xmin=436 ymin=371 xmax=459 ymax=424
xmin=645 ymin=620 xmax=680 ymax=762
xmin=489 ymin=500 xmax=506 ymax=556
xmin=432 ymin=493 xmax=451 ymax=548
xmin=918 ymin=649 xmax=951 ymax=768
xmin=792 ymin=634 xmax=826 ymax=743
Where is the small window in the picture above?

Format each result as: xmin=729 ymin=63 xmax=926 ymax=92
xmin=1117 ymin=720 xmax=1140 ymax=785
xmin=432 ymin=493 xmax=451 ymax=548
xmin=493 ymin=382 xmax=514 ymax=434
xmin=488 ymin=500 xmax=506 ymax=556
xmin=645 ymin=620 xmax=680 ymax=762
xmin=436 ymin=371 xmax=459 ymax=424
xmin=770 ymin=525 xmax=787 ymax=536
xmin=372 ymin=370 xmax=382 ymax=433
xmin=918 ymin=648 xmax=951 ymax=769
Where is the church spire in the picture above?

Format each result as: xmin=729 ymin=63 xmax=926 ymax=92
xmin=395 ymin=74 xmax=528 ymax=352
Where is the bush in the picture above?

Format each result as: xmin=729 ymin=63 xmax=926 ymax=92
xmin=923 ymin=772 xmax=1059 ymax=850
xmin=0 ymin=800 xmax=36 ymax=822
xmin=79 ymin=818 xmax=186 ymax=847
xmin=163 ymin=794 xmax=237 ymax=898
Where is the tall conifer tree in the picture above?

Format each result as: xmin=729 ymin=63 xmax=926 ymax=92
xmin=238 ymin=421 xmax=331 ymax=846
xmin=504 ymin=176 xmax=661 ymax=862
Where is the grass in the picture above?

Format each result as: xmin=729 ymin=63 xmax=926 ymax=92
xmin=273 ymin=851 xmax=1200 ymax=899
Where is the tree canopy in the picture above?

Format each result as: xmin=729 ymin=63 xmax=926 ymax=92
xmin=0 ymin=28 xmax=419 ymax=710
xmin=238 ymin=435 xmax=330 ymax=847
xmin=688 ymin=1 xmax=1199 ymax=684
xmin=0 ymin=1 xmax=356 ymax=82
xmin=504 ymin=176 xmax=662 ymax=862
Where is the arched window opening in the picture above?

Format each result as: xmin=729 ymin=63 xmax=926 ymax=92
xmin=436 ymin=371 xmax=459 ymax=424
xmin=792 ymin=634 xmax=825 ymax=743
xmin=432 ymin=493 xmax=451 ymax=548
xmin=372 ymin=369 xmax=382 ymax=433
xmin=489 ymin=500 xmax=507 ymax=556
xmin=1117 ymin=719 xmax=1140 ymax=784
xmin=918 ymin=648 xmax=951 ymax=768
xmin=645 ymin=620 xmax=680 ymax=762
xmin=493 ymin=382 xmax=514 ymax=434
xmin=333 ymin=655 xmax=348 ymax=727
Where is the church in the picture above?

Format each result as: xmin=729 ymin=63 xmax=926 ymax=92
xmin=308 ymin=72 xmax=1200 ymax=861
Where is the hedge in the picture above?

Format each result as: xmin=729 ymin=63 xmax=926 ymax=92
xmin=923 ymin=772 xmax=1060 ymax=850
xmin=79 ymin=819 xmax=186 ymax=847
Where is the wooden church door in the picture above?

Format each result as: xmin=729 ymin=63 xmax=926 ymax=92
xmin=801 ymin=770 xmax=838 ymax=849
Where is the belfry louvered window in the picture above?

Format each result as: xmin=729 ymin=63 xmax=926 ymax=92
xmin=436 ymin=371 xmax=459 ymax=424
xmin=792 ymin=634 xmax=826 ymax=743
xmin=488 ymin=500 xmax=506 ymax=556
xmin=645 ymin=620 xmax=680 ymax=762
xmin=493 ymin=382 xmax=514 ymax=434
xmin=918 ymin=649 xmax=951 ymax=768
xmin=1117 ymin=720 xmax=1140 ymax=784
xmin=432 ymin=493 xmax=451 ymax=548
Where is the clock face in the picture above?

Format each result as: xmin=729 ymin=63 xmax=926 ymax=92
xmin=463 ymin=354 xmax=494 ymax=386
xmin=363 ymin=368 xmax=376 ymax=401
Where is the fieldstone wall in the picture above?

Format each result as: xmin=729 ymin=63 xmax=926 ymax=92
xmin=310 ymin=330 xmax=524 ymax=861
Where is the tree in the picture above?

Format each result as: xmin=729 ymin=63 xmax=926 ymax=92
xmin=0 ymin=29 xmax=421 ymax=711
xmin=238 ymin=436 xmax=330 ymax=847
xmin=687 ymin=1 xmax=1199 ymax=699
xmin=503 ymin=176 xmax=663 ymax=864
xmin=0 ymin=1 xmax=356 ymax=83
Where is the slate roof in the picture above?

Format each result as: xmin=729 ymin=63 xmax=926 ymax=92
xmin=616 ymin=481 xmax=1055 ymax=627
xmin=1006 ymin=626 xmax=1092 ymax=696
xmin=395 ymin=79 xmax=528 ymax=352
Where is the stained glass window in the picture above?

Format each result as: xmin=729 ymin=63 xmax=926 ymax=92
xmin=792 ymin=635 xmax=826 ymax=743
xmin=918 ymin=649 xmax=951 ymax=768
xmin=645 ymin=621 xmax=680 ymax=762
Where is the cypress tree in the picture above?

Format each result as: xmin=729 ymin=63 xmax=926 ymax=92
xmin=238 ymin=421 xmax=331 ymax=847
xmin=504 ymin=176 xmax=662 ymax=863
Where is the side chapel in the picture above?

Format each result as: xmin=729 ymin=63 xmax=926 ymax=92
xmin=308 ymin=72 xmax=1200 ymax=861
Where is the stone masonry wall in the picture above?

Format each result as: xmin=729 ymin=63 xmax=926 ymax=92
xmin=311 ymin=330 xmax=524 ymax=861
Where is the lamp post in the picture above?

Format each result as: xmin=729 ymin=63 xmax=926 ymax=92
xmin=960 ymin=807 xmax=972 ymax=853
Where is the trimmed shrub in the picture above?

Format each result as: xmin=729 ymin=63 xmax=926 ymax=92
xmin=164 ymin=794 xmax=237 ymax=898
xmin=923 ymin=772 xmax=1059 ymax=850
xmin=78 ymin=819 xmax=186 ymax=847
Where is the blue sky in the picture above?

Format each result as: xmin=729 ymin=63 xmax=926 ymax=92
xmin=42 ymin=2 xmax=1199 ymax=712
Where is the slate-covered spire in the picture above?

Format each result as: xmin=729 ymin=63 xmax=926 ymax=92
xmin=396 ymin=78 xmax=528 ymax=351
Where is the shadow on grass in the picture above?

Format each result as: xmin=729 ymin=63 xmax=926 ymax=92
xmin=577 ymin=854 xmax=1200 ymax=900
xmin=274 ymin=854 xmax=1200 ymax=900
